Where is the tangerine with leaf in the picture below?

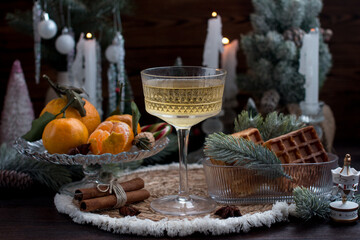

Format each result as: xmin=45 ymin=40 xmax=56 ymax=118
xmin=40 ymin=97 xmax=100 ymax=134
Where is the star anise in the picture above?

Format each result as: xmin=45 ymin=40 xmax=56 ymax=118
xmin=67 ymin=143 xmax=91 ymax=155
xmin=119 ymin=206 xmax=141 ymax=217
xmin=215 ymin=205 xmax=242 ymax=219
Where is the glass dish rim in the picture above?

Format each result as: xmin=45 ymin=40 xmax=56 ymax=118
xmin=202 ymin=152 xmax=338 ymax=168
xmin=140 ymin=66 xmax=227 ymax=79
xmin=14 ymin=136 xmax=170 ymax=165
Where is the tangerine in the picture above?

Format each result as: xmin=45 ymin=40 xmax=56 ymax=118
xmin=42 ymin=118 xmax=89 ymax=154
xmin=88 ymin=120 xmax=134 ymax=155
xmin=105 ymin=114 xmax=141 ymax=134
xmin=40 ymin=97 xmax=101 ymax=134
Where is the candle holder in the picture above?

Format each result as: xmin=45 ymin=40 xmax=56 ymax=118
xmin=299 ymin=101 xmax=324 ymax=139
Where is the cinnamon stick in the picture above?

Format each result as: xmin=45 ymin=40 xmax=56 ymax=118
xmin=74 ymin=177 xmax=145 ymax=201
xmin=80 ymin=189 xmax=150 ymax=212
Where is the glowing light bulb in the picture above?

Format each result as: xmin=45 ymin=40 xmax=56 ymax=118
xmin=222 ymin=37 xmax=230 ymax=45
xmin=86 ymin=32 xmax=93 ymax=39
xmin=211 ymin=12 xmax=217 ymax=17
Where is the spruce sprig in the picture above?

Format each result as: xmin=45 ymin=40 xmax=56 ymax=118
xmin=293 ymin=186 xmax=330 ymax=221
xmin=259 ymin=112 xmax=304 ymax=140
xmin=204 ymin=132 xmax=290 ymax=179
xmin=234 ymin=111 xmax=304 ymax=141
xmin=0 ymin=144 xmax=73 ymax=191
xmin=234 ymin=111 xmax=263 ymax=132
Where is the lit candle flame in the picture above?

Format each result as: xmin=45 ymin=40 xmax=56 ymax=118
xmin=310 ymin=28 xmax=316 ymax=32
xmin=86 ymin=32 xmax=93 ymax=39
xmin=222 ymin=37 xmax=230 ymax=45
xmin=211 ymin=11 xmax=217 ymax=17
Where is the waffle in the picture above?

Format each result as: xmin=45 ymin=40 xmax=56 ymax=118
xmin=263 ymin=126 xmax=328 ymax=164
xmin=232 ymin=128 xmax=264 ymax=145
xmin=210 ymin=128 xmax=264 ymax=166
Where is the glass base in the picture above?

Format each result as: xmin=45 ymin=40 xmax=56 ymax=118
xmin=59 ymin=177 xmax=103 ymax=196
xmin=150 ymin=194 xmax=217 ymax=216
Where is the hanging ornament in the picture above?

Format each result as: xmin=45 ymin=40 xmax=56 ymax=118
xmin=32 ymin=0 xmax=42 ymax=84
xmin=96 ymin=41 xmax=103 ymax=119
xmin=107 ymin=5 xmax=126 ymax=115
xmin=105 ymin=43 xmax=123 ymax=63
xmin=0 ymin=60 xmax=35 ymax=144
xmin=107 ymin=32 xmax=125 ymax=115
xmin=55 ymin=27 xmax=75 ymax=54
xmin=67 ymin=28 xmax=75 ymax=86
xmin=66 ymin=3 xmax=75 ymax=85
xmin=38 ymin=12 xmax=57 ymax=39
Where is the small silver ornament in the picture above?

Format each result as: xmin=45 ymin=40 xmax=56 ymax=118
xmin=55 ymin=28 xmax=75 ymax=54
xmin=105 ymin=44 xmax=121 ymax=63
xmin=38 ymin=12 xmax=57 ymax=39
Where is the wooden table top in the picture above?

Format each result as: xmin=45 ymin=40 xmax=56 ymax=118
xmin=1 ymin=141 xmax=359 ymax=240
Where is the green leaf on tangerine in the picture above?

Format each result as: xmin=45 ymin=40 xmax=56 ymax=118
xmin=22 ymin=112 xmax=56 ymax=142
xmin=131 ymin=101 xmax=141 ymax=136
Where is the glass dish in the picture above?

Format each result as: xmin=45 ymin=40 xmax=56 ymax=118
xmin=15 ymin=137 xmax=169 ymax=196
xmin=203 ymin=153 xmax=338 ymax=204
xmin=14 ymin=137 xmax=169 ymax=165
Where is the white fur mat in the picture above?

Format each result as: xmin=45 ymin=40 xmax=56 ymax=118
xmin=54 ymin=164 xmax=297 ymax=237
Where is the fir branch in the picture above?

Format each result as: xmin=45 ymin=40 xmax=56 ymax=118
xmin=293 ymin=186 xmax=330 ymax=221
xmin=204 ymin=132 xmax=290 ymax=179
xmin=234 ymin=110 xmax=263 ymax=133
xmin=19 ymin=162 xmax=72 ymax=191
xmin=259 ymin=112 xmax=304 ymax=140
xmin=234 ymin=110 xmax=304 ymax=141
xmin=0 ymin=144 xmax=72 ymax=191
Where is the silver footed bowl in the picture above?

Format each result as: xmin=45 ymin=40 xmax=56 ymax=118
xmin=14 ymin=137 xmax=169 ymax=165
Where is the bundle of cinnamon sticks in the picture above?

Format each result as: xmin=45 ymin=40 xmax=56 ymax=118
xmin=74 ymin=177 xmax=150 ymax=212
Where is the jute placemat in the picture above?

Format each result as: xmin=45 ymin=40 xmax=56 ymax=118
xmin=99 ymin=167 xmax=273 ymax=221
xmin=55 ymin=164 xmax=295 ymax=237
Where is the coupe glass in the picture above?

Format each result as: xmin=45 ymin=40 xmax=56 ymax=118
xmin=141 ymin=66 xmax=226 ymax=215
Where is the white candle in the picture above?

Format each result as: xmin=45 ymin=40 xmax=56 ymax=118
xmin=83 ymin=33 xmax=97 ymax=108
xmin=202 ymin=13 xmax=223 ymax=68
xmin=221 ymin=39 xmax=239 ymax=102
xmin=299 ymin=28 xmax=319 ymax=114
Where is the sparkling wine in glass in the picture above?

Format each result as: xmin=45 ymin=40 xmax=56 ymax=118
xmin=141 ymin=66 xmax=226 ymax=215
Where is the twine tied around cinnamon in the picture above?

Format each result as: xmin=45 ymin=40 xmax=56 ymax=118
xmin=97 ymin=179 xmax=127 ymax=208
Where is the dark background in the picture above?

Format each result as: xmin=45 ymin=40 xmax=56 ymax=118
xmin=1 ymin=0 xmax=359 ymax=143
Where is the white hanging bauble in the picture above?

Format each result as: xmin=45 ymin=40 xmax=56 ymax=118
xmin=55 ymin=28 xmax=75 ymax=54
xmin=105 ymin=44 xmax=121 ymax=63
xmin=38 ymin=12 xmax=57 ymax=39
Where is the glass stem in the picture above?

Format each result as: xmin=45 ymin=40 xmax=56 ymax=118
xmin=176 ymin=127 xmax=190 ymax=200
xmin=83 ymin=164 xmax=101 ymax=182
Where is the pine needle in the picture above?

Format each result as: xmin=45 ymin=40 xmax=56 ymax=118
xmin=293 ymin=186 xmax=330 ymax=221
xmin=234 ymin=110 xmax=304 ymax=141
xmin=0 ymin=144 xmax=72 ymax=191
xmin=234 ymin=111 xmax=263 ymax=133
xmin=204 ymin=132 xmax=290 ymax=179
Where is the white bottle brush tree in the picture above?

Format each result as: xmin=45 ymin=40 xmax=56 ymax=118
xmin=0 ymin=60 xmax=35 ymax=144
